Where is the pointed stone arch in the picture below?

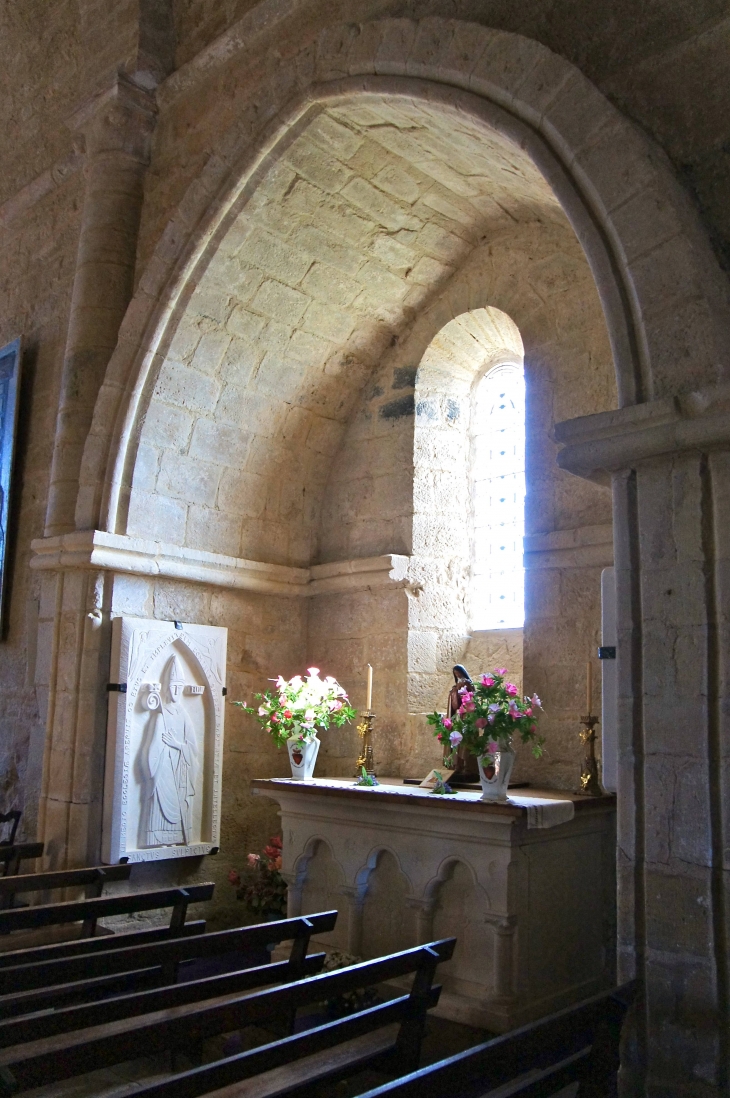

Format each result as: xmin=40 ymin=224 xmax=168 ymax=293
xmin=75 ymin=18 xmax=730 ymax=537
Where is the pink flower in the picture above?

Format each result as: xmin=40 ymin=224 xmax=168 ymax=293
xmin=494 ymin=668 xmax=507 ymax=676
xmin=488 ymin=741 xmax=499 ymax=754
xmin=258 ymin=706 xmax=268 ymax=716
xmin=464 ymin=700 xmax=476 ymax=712
xmin=449 ymin=730 xmax=463 ymax=747
xmin=508 ymin=700 xmax=520 ymax=719
xmin=442 ymin=718 xmax=453 ymax=730
xmin=246 ymin=853 xmax=260 ymax=867
xmin=505 ymin=683 xmax=518 ymax=697
xmin=283 ymin=709 xmax=292 ymax=719
xmin=531 ymin=693 xmax=542 ymax=709
xmin=228 ymin=869 xmax=241 ymax=885
xmin=481 ymin=676 xmax=494 ymax=687
xmin=271 ymin=713 xmax=279 ymax=723
xmin=475 ymin=717 xmax=487 ymax=729
xmin=526 ymin=708 xmax=533 ymax=717
xmin=530 ymin=723 xmax=537 ymax=732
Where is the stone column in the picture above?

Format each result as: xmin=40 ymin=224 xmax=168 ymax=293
xmin=407 ymin=896 xmax=436 ymax=945
xmin=341 ymin=885 xmax=366 ymax=956
xmin=484 ymin=913 xmax=517 ymax=1002
xmin=557 ymin=392 xmax=730 ymax=1096
xmin=45 ymin=76 xmax=156 ymax=537
xmin=281 ymin=871 xmax=302 ymax=919
xmin=34 ymin=565 xmax=111 ymax=868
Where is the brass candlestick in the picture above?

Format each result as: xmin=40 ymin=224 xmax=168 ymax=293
xmin=578 ymin=714 xmax=603 ymax=796
xmin=355 ymin=710 xmax=376 ymax=777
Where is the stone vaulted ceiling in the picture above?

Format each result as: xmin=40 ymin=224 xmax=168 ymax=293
xmin=128 ymin=93 xmax=583 ymax=567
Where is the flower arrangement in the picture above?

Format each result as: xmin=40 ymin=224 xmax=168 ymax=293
xmin=355 ymin=766 xmax=379 ymax=787
xmin=228 ymin=835 xmax=287 ymax=918
xmin=234 ymin=667 xmax=356 ymax=749
xmin=427 ymin=668 xmax=544 ymax=764
xmin=430 ymin=770 xmax=455 ymax=795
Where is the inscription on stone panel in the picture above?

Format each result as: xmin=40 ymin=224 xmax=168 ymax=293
xmin=102 ymin=616 xmax=227 ymax=864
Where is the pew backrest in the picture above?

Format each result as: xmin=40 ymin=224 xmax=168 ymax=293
xmin=125 ymin=990 xmax=442 ymax=1098
xmin=0 ymin=918 xmax=207 ymax=969
xmin=0 ymin=909 xmax=337 ymax=994
xmin=0 ymin=863 xmax=132 ymax=909
xmin=0 ymin=813 xmax=20 ymax=847
xmin=0 ymin=843 xmax=43 ymax=878
xmin=354 ymin=982 xmax=636 ymax=1098
xmin=0 ymin=881 xmax=214 ymax=938
xmin=0 ymin=938 xmax=456 ymax=1093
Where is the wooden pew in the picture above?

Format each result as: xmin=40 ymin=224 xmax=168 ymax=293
xmin=0 ymin=911 xmax=338 ymax=1014
xmin=0 ymin=862 xmax=132 ymax=909
xmin=355 ymin=982 xmax=636 ymax=1098
xmin=0 ymin=842 xmax=43 ymax=878
xmin=0 ymin=881 xmax=214 ymax=941
xmin=0 ymin=812 xmax=21 ymax=847
xmin=0 ymin=939 xmax=455 ymax=1094
xmin=0 ymin=917 xmax=207 ymax=969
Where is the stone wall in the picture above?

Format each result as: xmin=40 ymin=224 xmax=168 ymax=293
xmin=1 ymin=6 xmax=730 ymax=1091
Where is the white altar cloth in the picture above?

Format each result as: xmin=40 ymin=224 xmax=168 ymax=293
xmin=260 ymin=777 xmax=576 ymax=828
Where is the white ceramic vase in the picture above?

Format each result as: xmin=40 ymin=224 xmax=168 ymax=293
xmin=476 ymin=747 xmax=515 ymax=803
xmin=287 ymin=735 xmax=320 ymax=779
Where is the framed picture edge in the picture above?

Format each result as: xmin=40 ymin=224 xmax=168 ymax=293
xmin=0 ymin=337 xmax=23 ymax=637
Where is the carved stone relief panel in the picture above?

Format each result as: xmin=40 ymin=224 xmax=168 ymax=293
xmin=102 ymin=615 xmax=227 ymax=863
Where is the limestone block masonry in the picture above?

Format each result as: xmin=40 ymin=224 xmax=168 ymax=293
xmin=102 ymin=615 xmax=226 ymax=863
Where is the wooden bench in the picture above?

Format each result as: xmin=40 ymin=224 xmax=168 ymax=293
xmin=0 ymin=910 xmax=337 ymax=1016
xmin=0 ymin=842 xmax=43 ymax=878
xmin=354 ymin=982 xmax=636 ymax=1098
xmin=0 ymin=862 xmax=132 ymax=909
xmin=0 ymin=881 xmax=215 ymax=941
xmin=0 ymin=812 xmax=21 ymax=847
xmin=0 ymin=916 xmax=207 ymax=969
xmin=0 ymin=938 xmax=455 ymax=1095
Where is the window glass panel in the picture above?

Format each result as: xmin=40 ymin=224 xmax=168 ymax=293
xmin=472 ymin=364 xmax=525 ymax=629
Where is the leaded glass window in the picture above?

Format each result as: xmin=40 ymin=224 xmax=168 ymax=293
xmin=471 ymin=364 xmax=525 ymax=629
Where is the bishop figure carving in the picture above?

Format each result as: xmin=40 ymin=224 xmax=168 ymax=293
xmin=143 ymin=655 xmax=198 ymax=847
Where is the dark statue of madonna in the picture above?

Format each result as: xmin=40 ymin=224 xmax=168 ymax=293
xmin=444 ymin=664 xmax=479 ymax=783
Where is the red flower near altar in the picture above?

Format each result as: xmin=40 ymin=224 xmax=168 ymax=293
xmin=229 ymin=835 xmax=287 ymax=917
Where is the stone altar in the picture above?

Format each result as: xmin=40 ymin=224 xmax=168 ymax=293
xmin=253 ymin=777 xmax=616 ymax=1032
xmin=102 ymin=616 xmax=227 ymax=863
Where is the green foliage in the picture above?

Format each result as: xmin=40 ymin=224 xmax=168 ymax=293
xmin=427 ymin=669 xmax=544 ymax=762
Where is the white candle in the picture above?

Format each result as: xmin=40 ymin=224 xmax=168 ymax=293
xmin=366 ymin=664 xmax=373 ymax=711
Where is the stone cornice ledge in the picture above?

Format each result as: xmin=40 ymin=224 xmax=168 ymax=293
xmin=556 ymin=382 xmax=730 ymax=482
xmin=524 ymin=524 xmax=614 ymax=569
xmin=30 ymin=531 xmax=410 ymax=598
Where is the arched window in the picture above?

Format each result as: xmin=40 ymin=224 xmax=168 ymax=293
xmin=471 ymin=364 xmax=525 ymax=630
